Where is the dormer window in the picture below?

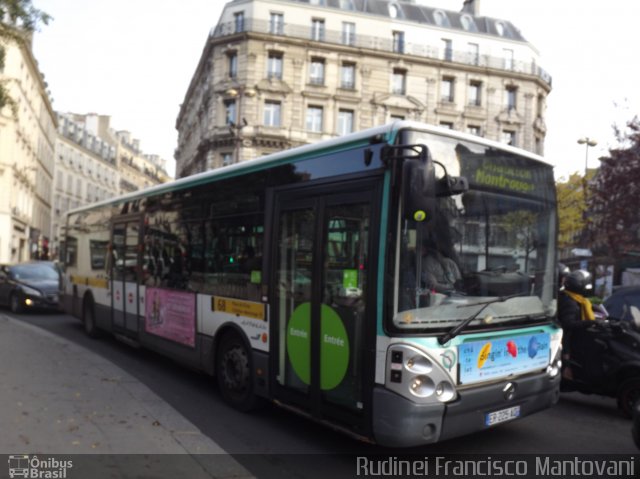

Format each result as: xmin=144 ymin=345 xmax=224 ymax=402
xmin=388 ymin=3 xmax=402 ymax=19
xmin=496 ymin=21 xmax=505 ymax=36
xmin=433 ymin=10 xmax=450 ymax=27
xmin=340 ymin=0 xmax=354 ymax=10
xmin=461 ymin=14 xmax=477 ymax=32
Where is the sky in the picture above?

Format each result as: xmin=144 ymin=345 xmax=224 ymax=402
xmin=31 ymin=0 xmax=639 ymax=180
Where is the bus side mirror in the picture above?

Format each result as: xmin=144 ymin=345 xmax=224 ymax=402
xmin=403 ymin=160 xmax=436 ymax=221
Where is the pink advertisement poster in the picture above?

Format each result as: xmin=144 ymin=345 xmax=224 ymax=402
xmin=145 ymin=287 xmax=196 ymax=347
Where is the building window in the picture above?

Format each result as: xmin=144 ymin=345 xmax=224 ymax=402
xmin=390 ymin=114 xmax=405 ymax=121
xmin=392 ymin=69 xmax=406 ymax=95
xmin=222 ymin=153 xmax=233 ymax=166
xmin=340 ymin=62 xmax=356 ymax=89
xmin=433 ymin=10 xmax=450 ymax=27
xmin=225 ymin=100 xmax=237 ymax=125
xmin=309 ymin=57 xmax=325 ymax=85
xmin=228 ymin=52 xmax=238 ymax=78
xmin=264 ymin=101 xmax=281 ymax=127
xmin=506 ymin=86 xmax=517 ymax=110
xmin=388 ymin=3 xmax=401 ymax=19
xmin=535 ymin=137 xmax=542 ymax=155
xmin=306 ymin=106 xmax=323 ymax=133
xmin=270 ymin=12 xmax=284 ymax=34
xmin=461 ymin=14 xmax=477 ymax=32
xmin=467 ymin=125 xmax=482 ymax=136
xmin=442 ymin=39 xmax=453 ymax=61
xmin=440 ymin=121 xmax=454 ymax=130
xmin=441 ymin=77 xmax=454 ymax=102
xmin=503 ymin=48 xmax=514 ymax=70
xmin=234 ymin=12 xmax=244 ymax=33
xmin=537 ymin=94 xmax=545 ymax=118
xmin=337 ymin=109 xmax=354 ymax=136
xmin=340 ymin=0 xmax=355 ymax=11
xmin=496 ymin=21 xmax=505 ymax=36
xmin=502 ymin=130 xmax=516 ymax=146
xmin=393 ymin=31 xmax=405 ymax=54
xmin=311 ymin=18 xmax=325 ymax=41
xmin=342 ymin=22 xmax=356 ymax=46
xmin=469 ymin=81 xmax=481 ymax=106
xmin=467 ymin=42 xmax=479 ymax=65
xmin=267 ymin=52 xmax=283 ymax=79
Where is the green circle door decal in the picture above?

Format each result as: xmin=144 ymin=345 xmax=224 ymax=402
xmin=286 ymin=302 xmax=350 ymax=390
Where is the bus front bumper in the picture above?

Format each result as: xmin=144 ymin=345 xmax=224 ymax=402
xmin=372 ymin=371 xmax=561 ymax=448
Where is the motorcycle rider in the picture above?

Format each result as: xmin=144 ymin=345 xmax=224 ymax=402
xmin=558 ymin=269 xmax=596 ymax=380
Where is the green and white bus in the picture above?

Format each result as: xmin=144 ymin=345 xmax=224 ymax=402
xmin=61 ymin=121 xmax=561 ymax=447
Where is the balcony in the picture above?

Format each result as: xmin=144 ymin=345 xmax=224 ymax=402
xmin=211 ymin=18 xmax=552 ymax=86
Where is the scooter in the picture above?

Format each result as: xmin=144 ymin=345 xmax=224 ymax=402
xmin=561 ymin=305 xmax=640 ymax=417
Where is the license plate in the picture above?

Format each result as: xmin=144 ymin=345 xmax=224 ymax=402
xmin=485 ymin=405 xmax=520 ymax=426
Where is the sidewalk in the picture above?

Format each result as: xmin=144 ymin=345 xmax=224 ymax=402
xmin=0 ymin=314 xmax=253 ymax=478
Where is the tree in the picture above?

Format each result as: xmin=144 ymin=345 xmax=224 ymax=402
xmin=556 ymin=173 xmax=587 ymax=252
xmin=0 ymin=0 xmax=51 ymax=109
xmin=589 ymin=117 xmax=640 ymax=260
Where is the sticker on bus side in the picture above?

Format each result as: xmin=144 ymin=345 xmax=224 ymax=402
xmin=212 ymin=296 xmax=265 ymax=321
xmin=458 ymin=333 xmax=550 ymax=385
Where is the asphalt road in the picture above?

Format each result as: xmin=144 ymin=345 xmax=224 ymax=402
xmin=6 ymin=309 xmax=638 ymax=476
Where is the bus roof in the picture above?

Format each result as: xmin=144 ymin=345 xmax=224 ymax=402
xmin=66 ymin=120 xmax=552 ymax=216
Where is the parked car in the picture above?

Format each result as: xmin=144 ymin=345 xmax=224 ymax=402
xmin=604 ymin=286 xmax=640 ymax=327
xmin=0 ymin=261 xmax=61 ymax=313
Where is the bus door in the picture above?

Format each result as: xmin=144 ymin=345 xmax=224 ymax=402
xmin=270 ymin=180 xmax=378 ymax=430
xmin=111 ymin=218 xmax=142 ymax=335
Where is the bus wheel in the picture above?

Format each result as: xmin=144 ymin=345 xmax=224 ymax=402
xmin=9 ymin=293 xmax=24 ymax=314
xmin=216 ymin=331 xmax=259 ymax=412
xmin=83 ymin=299 xmax=101 ymax=339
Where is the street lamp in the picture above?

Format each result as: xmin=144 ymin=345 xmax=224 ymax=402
xmin=225 ymin=86 xmax=255 ymax=164
xmin=577 ymin=137 xmax=597 ymax=257
xmin=577 ymin=137 xmax=597 ymax=203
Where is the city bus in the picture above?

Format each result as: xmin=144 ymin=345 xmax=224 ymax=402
xmin=61 ymin=121 xmax=561 ymax=447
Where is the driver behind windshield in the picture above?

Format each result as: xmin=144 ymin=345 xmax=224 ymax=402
xmin=421 ymin=235 xmax=461 ymax=293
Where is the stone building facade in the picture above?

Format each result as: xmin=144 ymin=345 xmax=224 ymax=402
xmin=0 ymin=31 xmax=56 ymax=263
xmin=51 ymin=113 xmax=171 ymax=258
xmin=175 ymin=0 xmax=551 ymax=178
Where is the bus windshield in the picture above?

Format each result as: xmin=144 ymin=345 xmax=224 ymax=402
xmin=394 ymin=133 xmax=557 ymax=333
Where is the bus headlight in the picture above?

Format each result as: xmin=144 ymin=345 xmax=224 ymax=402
xmin=409 ymin=375 xmax=435 ymax=397
xmin=386 ymin=344 xmax=457 ymax=404
xmin=435 ymin=381 xmax=456 ymax=402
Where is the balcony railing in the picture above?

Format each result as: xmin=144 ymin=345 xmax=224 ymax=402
xmin=212 ymin=18 xmax=552 ymax=86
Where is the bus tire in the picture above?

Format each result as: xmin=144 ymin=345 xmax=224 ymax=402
xmin=216 ymin=330 xmax=260 ymax=412
xmin=83 ymin=297 xmax=101 ymax=339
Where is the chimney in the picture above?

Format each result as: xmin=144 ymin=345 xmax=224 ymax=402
xmin=461 ymin=0 xmax=480 ymax=16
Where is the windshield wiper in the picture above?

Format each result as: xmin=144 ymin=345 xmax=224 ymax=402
xmin=437 ymin=292 xmax=527 ymax=345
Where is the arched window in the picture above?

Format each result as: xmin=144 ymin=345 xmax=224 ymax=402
xmin=388 ymin=3 xmax=403 ymax=19
xmin=461 ymin=14 xmax=477 ymax=32
xmin=433 ymin=10 xmax=450 ymax=27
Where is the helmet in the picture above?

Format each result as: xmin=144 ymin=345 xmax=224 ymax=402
xmin=558 ymin=263 xmax=570 ymax=284
xmin=564 ymin=269 xmax=593 ymax=296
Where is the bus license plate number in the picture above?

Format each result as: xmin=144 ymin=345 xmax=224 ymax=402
xmin=485 ymin=406 xmax=520 ymax=426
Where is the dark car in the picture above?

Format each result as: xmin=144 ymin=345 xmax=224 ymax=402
xmin=0 ymin=261 xmax=61 ymax=313
xmin=604 ymin=286 xmax=640 ymax=326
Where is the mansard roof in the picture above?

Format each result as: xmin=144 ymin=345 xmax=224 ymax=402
xmin=283 ymin=0 xmax=527 ymax=42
